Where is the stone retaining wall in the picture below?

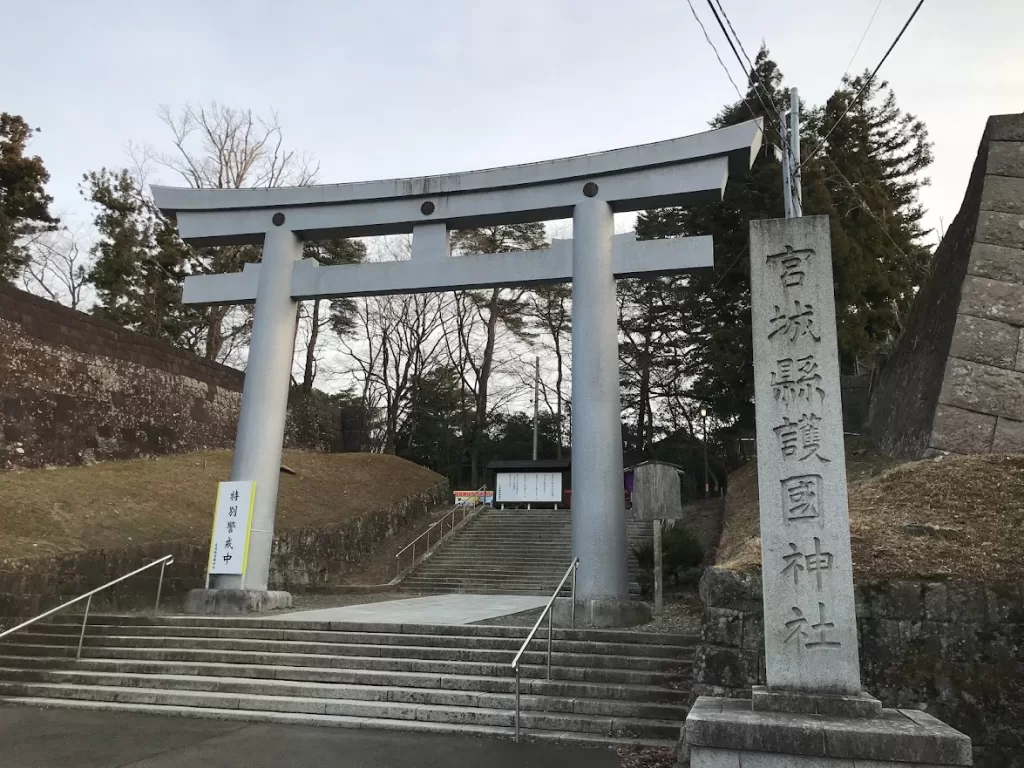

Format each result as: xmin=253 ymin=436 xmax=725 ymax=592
xmin=0 ymin=283 xmax=353 ymax=468
xmin=692 ymin=567 xmax=1024 ymax=767
xmin=0 ymin=481 xmax=449 ymax=623
xmin=868 ymin=113 xmax=1024 ymax=457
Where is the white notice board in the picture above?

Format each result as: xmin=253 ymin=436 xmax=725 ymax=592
xmin=495 ymin=472 xmax=562 ymax=503
xmin=208 ymin=481 xmax=256 ymax=576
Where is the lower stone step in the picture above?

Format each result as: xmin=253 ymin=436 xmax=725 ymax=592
xmin=0 ymin=668 xmax=687 ymax=720
xmin=2 ymin=637 xmax=684 ymax=675
xmin=30 ymin=624 xmax=693 ymax=657
xmin=0 ymin=647 xmax=686 ymax=687
xmin=0 ymin=656 xmax=691 ymax=703
xmin=0 ymin=682 xmax=682 ymax=739
xmin=0 ymin=697 xmax=675 ymax=749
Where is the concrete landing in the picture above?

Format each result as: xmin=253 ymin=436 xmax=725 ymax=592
xmin=270 ymin=594 xmax=548 ymax=625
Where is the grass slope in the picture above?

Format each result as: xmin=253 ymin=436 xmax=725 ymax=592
xmin=0 ymin=451 xmax=443 ymax=560
xmin=715 ymin=439 xmax=1024 ymax=582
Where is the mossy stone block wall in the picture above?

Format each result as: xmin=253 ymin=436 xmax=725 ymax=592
xmin=0 ymin=284 xmax=350 ymax=468
xmin=694 ymin=567 xmax=1024 ymax=767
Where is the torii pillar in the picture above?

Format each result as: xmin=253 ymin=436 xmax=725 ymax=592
xmin=570 ymin=193 xmax=630 ymax=605
xmin=153 ymin=119 xmax=762 ymax=620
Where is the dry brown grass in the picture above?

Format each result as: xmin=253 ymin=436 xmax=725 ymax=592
xmin=715 ymin=440 xmax=1024 ymax=582
xmin=0 ymin=450 xmax=443 ymax=560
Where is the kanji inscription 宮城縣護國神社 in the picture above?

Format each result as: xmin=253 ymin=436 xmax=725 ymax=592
xmin=750 ymin=217 xmax=861 ymax=695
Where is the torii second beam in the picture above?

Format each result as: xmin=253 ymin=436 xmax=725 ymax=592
xmin=180 ymin=234 xmax=714 ymax=305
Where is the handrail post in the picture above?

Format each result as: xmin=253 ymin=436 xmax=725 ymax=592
xmin=508 ymin=557 xmax=579 ymax=742
xmin=76 ymin=595 xmax=91 ymax=660
xmin=154 ymin=559 xmax=167 ymax=614
xmin=515 ymin=666 xmax=521 ymax=743
xmin=546 ymin=607 xmax=553 ymax=680
xmin=571 ymin=562 xmax=577 ymax=629
xmin=0 ymin=555 xmax=173 ymax=647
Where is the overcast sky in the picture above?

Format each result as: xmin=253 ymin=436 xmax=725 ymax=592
xmin=4 ymin=0 xmax=1022 ymax=242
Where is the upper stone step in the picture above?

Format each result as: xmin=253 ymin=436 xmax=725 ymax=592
xmin=401 ymin=508 xmax=581 ymax=596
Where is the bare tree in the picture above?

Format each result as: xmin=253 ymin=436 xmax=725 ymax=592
xmin=527 ymin=284 xmax=571 ymax=458
xmin=154 ymin=103 xmax=318 ymax=190
xmin=330 ymin=236 xmax=450 ymax=453
xmin=445 ymin=224 xmax=545 ymax=485
xmin=295 ymin=239 xmax=366 ymax=393
xmin=19 ymin=226 xmax=91 ymax=309
xmin=338 ymin=291 xmax=448 ymax=453
xmin=150 ymin=103 xmax=318 ymax=362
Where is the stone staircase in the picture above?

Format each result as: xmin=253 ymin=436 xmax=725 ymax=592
xmin=0 ymin=615 xmax=694 ymax=748
xmin=400 ymin=508 xmax=573 ymax=595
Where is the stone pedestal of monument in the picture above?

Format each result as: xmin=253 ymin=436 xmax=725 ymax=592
xmin=683 ymin=697 xmax=972 ymax=767
xmin=184 ymin=588 xmax=292 ymax=615
xmin=681 ymin=217 xmax=971 ymax=767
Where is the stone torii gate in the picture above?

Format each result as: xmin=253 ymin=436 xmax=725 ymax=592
xmin=153 ymin=119 xmax=762 ymax=619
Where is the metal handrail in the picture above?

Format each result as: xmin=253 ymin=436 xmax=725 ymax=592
xmin=0 ymin=554 xmax=174 ymax=660
xmin=511 ymin=557 xmax=579 ymax=742
xmin=394 ymin=486 xmax=487 ymax=578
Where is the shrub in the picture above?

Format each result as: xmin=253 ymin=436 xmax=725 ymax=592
xmin=631 ymin=525 xmax=704 ymax=596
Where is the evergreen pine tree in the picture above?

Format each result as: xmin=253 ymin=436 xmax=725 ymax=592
xmin=806 ymin=72 xmax=933 ymax=367
xmin=635 ymin=47 xmax=933 ymax=430
xmin=83 ymin=168 xmax=202 ymax=346
xmin=634 ymin=47 xmax=789 ymax=431
xmin=0 ymin=114 xmax=58 ymax=282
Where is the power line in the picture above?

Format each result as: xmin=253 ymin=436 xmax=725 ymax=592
xmin=710 ymin=188 xmax=786 ymax=291
xmin=681 ymin=0 xmax=782 ymax=287
xmin=802 ymin=0 xmax=926 ymax=170
xmin=841 ymin=0 xmax=883 ymax=81
xmin=684 ymin=0 xmax=760 ymax=125
xmin=711 ymin=0 xmax=756 ymax=73
xmin=711 ymin=244 xmax=748 ymax=291
xmin=703 ymin=0 xmax=752 ymax=91
xmin=703 ymin=0 xmax=794 ymax=204
xmin=823 ymin=156 xmax=912 ymax=263
xmin=706 ymin=0 xmax=785 ymax=133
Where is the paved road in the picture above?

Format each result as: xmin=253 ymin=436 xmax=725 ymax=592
xmin=270 ymin=594 xmax=549 ymax=625
xmin=0 ymin=706 xmax=623 ymax=768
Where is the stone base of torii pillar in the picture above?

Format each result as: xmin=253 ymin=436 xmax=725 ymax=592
xmin=679 ymin=218 xmax=971 ymax=768
xmin=183 ymin=589 xmax=292 ymax=616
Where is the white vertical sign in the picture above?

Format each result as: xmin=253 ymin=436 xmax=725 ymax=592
xmin=208 ymin=481 xmax=256 ymax=576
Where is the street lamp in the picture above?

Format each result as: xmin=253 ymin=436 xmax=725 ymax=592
xmin=700 ymin=407 xmax=709 ymax=497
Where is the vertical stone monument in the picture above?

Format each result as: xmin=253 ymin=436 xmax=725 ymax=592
xmin=682 ymin=216 xmax=972 ymax=766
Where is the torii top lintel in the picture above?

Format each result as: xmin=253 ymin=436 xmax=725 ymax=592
xmin=154 ymin=120 xmax=761 ymax=305
xmin=152 ymin=120 xmax=761 ymax=246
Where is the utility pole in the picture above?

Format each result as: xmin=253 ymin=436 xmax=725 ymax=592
xmin=789 ymin=87 xmax=803 ymax=217
xmin=781 ymin=135 xmax=794 ymax=219
xmin=700 ymin=407 xmax=709 ymax=497
xmin=532 ymin=356 xmax=540 ymax=461
xmin=781 ymin=87 xmax=803 ymax=219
